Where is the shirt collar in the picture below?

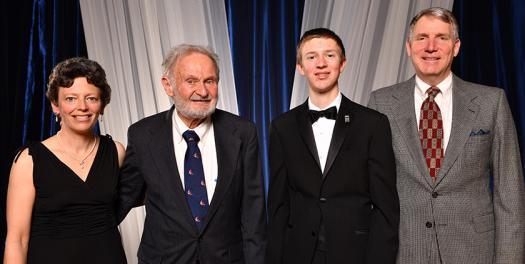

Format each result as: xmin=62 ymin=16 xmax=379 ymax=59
xmin=172 ymin=110 xmax=212 ymax=145
xmin=415 ymin=73 xmax=453 ymax=97
xmin=308 ymin=92 xmax=342 ymax=112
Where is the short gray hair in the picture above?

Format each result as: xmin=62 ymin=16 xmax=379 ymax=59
xmin=162 ymin=44 xmax=220 ymax=79
xmin=408 ymin=7 xmax=459 ymax=41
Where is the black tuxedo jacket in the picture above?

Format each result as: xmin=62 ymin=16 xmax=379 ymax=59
xmin=117 ymin=107 xmax=266 ymax=264
xmin=266 ymin=96 xmax=399 ymax=263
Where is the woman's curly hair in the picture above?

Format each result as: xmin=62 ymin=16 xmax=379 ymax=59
xmin=46 ymin=57 xmax=111 ymax=107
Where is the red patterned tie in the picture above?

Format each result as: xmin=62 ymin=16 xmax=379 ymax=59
xmin=419 ymin=87 xmax=444 ymax=181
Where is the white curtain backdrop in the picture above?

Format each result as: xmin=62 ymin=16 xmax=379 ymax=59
xmin=79 ymin=1 xmax=237 ymax=263
xmin=290 ymin=0 xmax=454 ymax=108
xmin=79 ymin=1 xmax=453 ymax=263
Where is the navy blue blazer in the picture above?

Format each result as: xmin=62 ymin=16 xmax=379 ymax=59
xmin=118 ymin=107 xmax=266 ymax=264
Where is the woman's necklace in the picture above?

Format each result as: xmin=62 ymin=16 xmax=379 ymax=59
xmin=58 ymin=133 xmax=98 ymax=170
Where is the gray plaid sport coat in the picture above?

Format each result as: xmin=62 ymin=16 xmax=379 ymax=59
xmin=368 ymin=75 xmax=525 ymax=264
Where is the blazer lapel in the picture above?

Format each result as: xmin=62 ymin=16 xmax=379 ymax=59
xmin=296 ymin=102 xmax=322 ymax=171
xmin=322 ymin=96 xmax=352 ymax=178
xmin=148 ymin=107 xmax=198 ymax=233
xmin=391 ymin=78 xmax=433 ymax=187
xmin=200 ymin=111 xmax=241 ymax=233
xmin=434 ymin=76 xmax=479 ymax=184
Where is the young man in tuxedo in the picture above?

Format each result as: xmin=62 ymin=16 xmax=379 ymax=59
xmin=267 ymin=28 xmax=399 ymax=264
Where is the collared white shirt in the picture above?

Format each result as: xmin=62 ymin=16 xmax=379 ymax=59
xmin=308 ymin=92 xmax=342 ymax=172
xmin=414 ymin=73 xmax=453 ymax=152
xmin=172 ymin=111 xmax=218 ymax=203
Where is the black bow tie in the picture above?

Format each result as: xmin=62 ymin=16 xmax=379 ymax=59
xmin=309 ymin=106 xmax=337 ymax=123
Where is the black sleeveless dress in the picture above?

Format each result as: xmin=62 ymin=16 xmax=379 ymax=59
xmin=26 ymin=135 xmax=127 ymax=264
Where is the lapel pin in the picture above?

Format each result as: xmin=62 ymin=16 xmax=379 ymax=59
xmin=344 ymin=115 xmax=350 ymax=123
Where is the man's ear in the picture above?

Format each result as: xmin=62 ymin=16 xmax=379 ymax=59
xmin=405 ymin=39 xmax=412 ymax=57
xmin=161 ymin=76 xmax=175 ymax=97
xmin=296 ymin=63 xmax=305 ymax=76
xmin=339 ymin=58 xmax=347 ymax=73
xmin=453 ymin=39 xmax=461 ymax=57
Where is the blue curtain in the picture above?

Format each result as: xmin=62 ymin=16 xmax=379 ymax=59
xmin=452 ymin=0 xmax=525 ymax=169
xmin=0 ymin=0 xmax=87 ymax=257
xmin=225 ymin=0 xmax=304 ymax=192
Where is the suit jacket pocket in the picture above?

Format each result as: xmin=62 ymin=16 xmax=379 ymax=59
xmin=472 ymin=213 xmax=495 ymax=233
xmin=354 ymin=228 xmax=369 ymax=235
xmin=138 ymin=252 xmax=163 ymax=264
xmin=467 ymin=131 xmax=492 ymax=144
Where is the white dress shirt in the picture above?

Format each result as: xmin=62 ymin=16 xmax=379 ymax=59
xmin=414 ymin=73 xmax=453 ymax=152
xmin=172 ymin=111 xmax=218 ymax=203
xmin=308 ymin=93 xmax=342 ymax=172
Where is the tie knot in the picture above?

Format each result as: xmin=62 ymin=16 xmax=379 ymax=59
xmin=182 ymin=130 xmax=200 ymax=144
xmin=309 ymin=106 xmax=337 ymax=123
xmin=426 ymin=87 xmax=441 ymax=99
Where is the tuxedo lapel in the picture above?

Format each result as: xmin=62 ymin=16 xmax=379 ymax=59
xmin=296 ymin=102 xmax=322 ymax=171
xmin=434 ymin=76 xmax=479 ymax=184
xmin=148 ymin=107 xmax=197 ymax=233
xmin=391 ymin=79 xmax=433 ymax=186
xmin=323 ymin=96 xmax=352 ymax=178
xmin=200 ymin=111 xmax=241 ymax=233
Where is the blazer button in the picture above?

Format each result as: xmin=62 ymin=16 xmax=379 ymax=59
xmin=319 ymin=197 xmax=327 ymax=203
xmin=425 ymin=222 xmax=433 ymax=228
xmin=432 ymin=192 xmax=438 ymax=198
xmin=311 ymin=231 xmax=316 ymax=236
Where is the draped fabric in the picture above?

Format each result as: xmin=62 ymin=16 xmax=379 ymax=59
xmin=0 ymin=0 xmax=87 ymax=258
xmin=225 ymin=0 xmax=304 ymax=192
xmin=22 ymin=0 xmax=88 ymax=142
xmin=452 ymin=0 xmax=525 ymax=168
xmin=79 ymin=0 xmax=239 ymax=143
xmin=291 ymin=0 xmax=454 ymax=107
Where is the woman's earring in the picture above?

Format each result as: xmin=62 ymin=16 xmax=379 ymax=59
xmin=54 ymin=113 xmax=59 ymax=123
xmin=99 ymin=114 xmax=103 ymax=123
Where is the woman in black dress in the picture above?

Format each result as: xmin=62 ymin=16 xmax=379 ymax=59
xmin=4 ymin=58 xmax=127 ymax=263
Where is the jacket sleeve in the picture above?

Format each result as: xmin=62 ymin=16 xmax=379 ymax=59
xmin=116 ymin=125 xmax=146 ymax=223
xmin=366 ymin=114 xmax=400 ymax=264
xmin=241 ymin=122 xmax=267 ymax=264
xmin=266 ymin=121 xmax=290 ymax=264
xmin=491 ymin=89 xmax=525 ymax=263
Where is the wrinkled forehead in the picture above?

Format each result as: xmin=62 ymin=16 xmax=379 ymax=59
xmin=172 ymin=52 xmax=218 ymax=74
xmin=417 ymin=15 xmax=453 ymax=27
xmin=410 ymin=14 xmax=457 ymax=39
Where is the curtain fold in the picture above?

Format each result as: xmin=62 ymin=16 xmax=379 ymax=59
xmin=0 ymin=0 xmax=87 ymax=258
xmin=452 ymin=0 xmax=525 ymax=169
xmin=225 ymin=0 xmax=305 ymax=192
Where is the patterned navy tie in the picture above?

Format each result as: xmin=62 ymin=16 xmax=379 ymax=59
xmin=419 ymin=87 xmax=444 ymax=181
xmin=182 ymin=130 xmax=209 ymax=231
